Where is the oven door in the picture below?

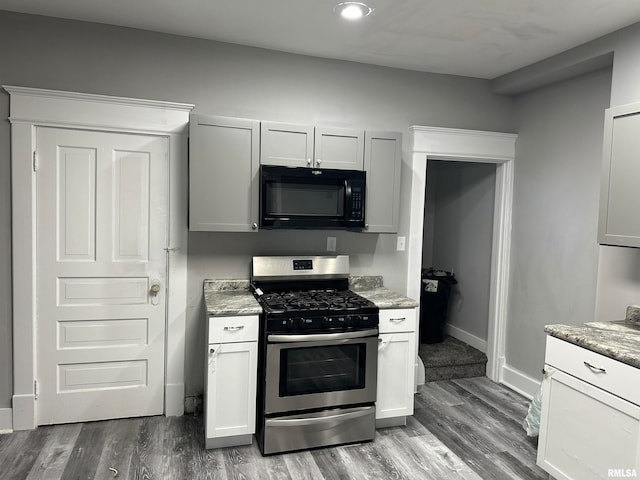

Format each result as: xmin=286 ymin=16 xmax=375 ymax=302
xmin=264 ymin=329 xmax=378 ymax=414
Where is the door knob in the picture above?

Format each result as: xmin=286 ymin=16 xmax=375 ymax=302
xmin=150 ymin=280 xmax=161 ymax=305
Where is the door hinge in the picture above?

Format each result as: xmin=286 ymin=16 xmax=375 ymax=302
xmin=33 ymin=151 xmax=39 ymax=172
xmin=34 ymin=379 xmax=39 ymax=400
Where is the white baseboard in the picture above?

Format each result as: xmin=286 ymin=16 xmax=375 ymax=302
xmin=165 ymin=383 xmax=185 ymax=417
xmin=500 ymin=363 xmax=541 ymax=400
xmin=446 ymin=324 xmax=488 ymax=353
xmin=0 ymin=408 xmax=12 ymax=433
xmin=12 ymin=393 xmax=36 ymax=430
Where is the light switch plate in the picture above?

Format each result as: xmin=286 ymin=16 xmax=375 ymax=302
xmin=396 ymin=236 xmax=406 ymax=251
xmin=327 ymin=236 xmax=337 ymax=252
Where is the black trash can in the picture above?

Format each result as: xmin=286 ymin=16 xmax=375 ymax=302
xmin=420 ymin=268 xmax=457 ymax=344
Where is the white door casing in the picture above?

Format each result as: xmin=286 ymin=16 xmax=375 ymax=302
xmin=6 ymin=85 xmax=192 ymax=430
xmin=36 ymin=128 xmax=168 ymax=424
xmin=408 ymin=126 xmax=516 ymax=386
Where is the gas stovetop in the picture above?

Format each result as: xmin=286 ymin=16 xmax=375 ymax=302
xmin=257 ymin=289 xmax=377 ymax=316
xmin=251 ymin=255 xmax=379 ymax=333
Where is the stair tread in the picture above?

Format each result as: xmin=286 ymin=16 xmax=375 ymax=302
xmin=419 ymin=335 xmax=487 ymax=367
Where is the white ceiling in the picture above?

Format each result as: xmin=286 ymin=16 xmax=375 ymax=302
xmin=1 ymin=0 xmax=640 ymax=79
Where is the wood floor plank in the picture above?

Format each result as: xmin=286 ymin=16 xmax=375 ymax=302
xmin=0 ymin=378 xmax=548 ymax=480
xmin=374 ymin=427 xmax=482 ymax=480
xmin=26 ymin=423 xmax=82 ymax=480
xmin=452 ymin=377 xmax=531 ymax=424
xmin=60 ymin=421 xmax=108 ymax=480
xmin=92 ymin=417 xmax=143 ymax=480
xmin=176 ymin=415 xmax=229 ymax=480
xmin=128 ymin=416 xmax=166 ymax=480
xmin=1 ymin=425 xmax=49 ymax=480
xmin=336 ymin=440 xmax=408 ymax=480
xmin=434 ymin=379 xmax=544 ymax=474
xmin=310 ymin=447 xmax=353 ymax=480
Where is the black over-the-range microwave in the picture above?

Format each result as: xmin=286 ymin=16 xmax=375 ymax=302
xmin=259 ymin=165 xmax=366 ymax=230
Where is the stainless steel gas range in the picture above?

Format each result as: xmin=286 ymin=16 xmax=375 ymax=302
xmin=251 ymin=255 xmax=379 ymax=455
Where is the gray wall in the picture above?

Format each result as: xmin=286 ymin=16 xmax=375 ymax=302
xmin=0 ymin=11 xmax=514 ymax=407
xmin=423 ymin=160 xmax=496 ymax=342
xmin=595 ymin=24 xmax=640 ymax=321
xmin=508 ymin=68 xmax=611 ymax=378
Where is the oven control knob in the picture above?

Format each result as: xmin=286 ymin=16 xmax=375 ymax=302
xmin=350 ymin=315 xmax=361 ymax=327
xmin=322 ymin=317 xmax=331 ymax=327
xmin=299 ymin=318 xmax=311 ymax=329
xmin=287 ymin=318 xmax=296 ymax=330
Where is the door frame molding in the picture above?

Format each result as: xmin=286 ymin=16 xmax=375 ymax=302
xmin=408 ymin=126 xmax=516 ymax=384
xmin=4 ymin=85 xmax=193 ymax=430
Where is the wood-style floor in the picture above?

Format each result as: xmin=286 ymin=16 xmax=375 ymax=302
xmin=0 ymin=377 xmax=547 ymax=480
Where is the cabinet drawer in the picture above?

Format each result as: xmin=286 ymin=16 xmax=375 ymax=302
xmin=545 ymin=335 xmax=640 ymax=406
xmin=379 ymin=308 xmax=416 ymax=334
xmin=208 ymin=315 xmax=259 ymax=344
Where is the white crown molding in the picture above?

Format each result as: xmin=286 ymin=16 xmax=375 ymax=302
xmin=3 ymin=85 xmax=194 ymax=111
xmin=410 ymin=125 xmax=517 ymax=160
xmin=2 ymin=85 xmax=194 ymax=134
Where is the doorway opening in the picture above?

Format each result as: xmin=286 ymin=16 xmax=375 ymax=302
xmin=407 ymin=126 xmax=516 ymax=385
xmin=419 ymin=159 xmax=497 ymax=381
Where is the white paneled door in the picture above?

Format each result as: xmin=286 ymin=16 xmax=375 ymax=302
xmin=35 ymin=127 xmax=168 ymax=425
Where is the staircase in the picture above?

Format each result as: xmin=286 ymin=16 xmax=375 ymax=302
xmin=419 ymin=336 xmax=488 ymax=382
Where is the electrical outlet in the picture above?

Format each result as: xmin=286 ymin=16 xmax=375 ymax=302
xmin=396 ymin=236 xmax=406 ymax=251
xmin=327 ymin=236 xmax=337 ymax=252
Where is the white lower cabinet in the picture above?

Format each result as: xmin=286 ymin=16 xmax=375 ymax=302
xmin=376 ymin=308 xmax=417 ymax=427
xmin=205 ymin=315 xmax=258 ymax=449
xmin=537 ymin=336 xmax=640 ymax=479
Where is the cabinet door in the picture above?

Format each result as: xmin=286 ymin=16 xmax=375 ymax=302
xmin=206 ymin=341 xmax=257 ymax=439
xmin=314 ymin=127 xmax=364 ymax=170
xmin=363 ymin=131 xmax=402 ymax=233
xmin=189 ymin=114 xmax=259 ymax=232
xmin=599 ymin=104 xmax=640 ymax=247
xmin=537 ymin=368 xmax=640 ymax=480
xmin=376 ymin=332 xmax=416 ymax=419
xmin=260 ymin=122 xmax=314 ymax=167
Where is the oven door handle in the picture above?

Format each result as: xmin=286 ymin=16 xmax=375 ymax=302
xmin=266 ymin=406 xmax=373 ymax=427
xmin=268 ymin=328 xmax=378 ymax=343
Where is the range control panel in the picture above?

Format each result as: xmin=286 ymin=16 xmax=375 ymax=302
xmin=293 ymin=259 xmax=313 ymax=270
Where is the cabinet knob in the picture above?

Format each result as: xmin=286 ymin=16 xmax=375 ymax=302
xmin=365 ymin=224 xmax=369 ymax=229
xmin=316 ymin=158 xmax=322 ymax=165
xmin=251 ymin=223 xmax=258 ymax=230
xmin=209 ymin=348 xmax=215 ymax=354
xmin=307 ymin=158 xmax=312 ymax=166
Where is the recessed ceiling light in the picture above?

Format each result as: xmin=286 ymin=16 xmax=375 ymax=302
xmin=333 ymin=2 xmax=374 ymax=21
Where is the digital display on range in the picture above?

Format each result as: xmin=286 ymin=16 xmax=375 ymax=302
xmin=293 ymin=259 xmax=313 ymax=270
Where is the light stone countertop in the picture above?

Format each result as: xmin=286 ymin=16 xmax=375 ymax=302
xmin=203 ymin=279 xmax=262 ymax=317
xmin=350 ymin=276 xmax=419 ymax=309
xmin=544 ymin=320 xmax=640 ymax=369
xmin=204 ymin=276 xmax=418 ymax=315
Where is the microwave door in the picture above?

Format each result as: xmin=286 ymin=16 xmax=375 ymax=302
xmin=260 ymin=166 xmax=365 ymax=229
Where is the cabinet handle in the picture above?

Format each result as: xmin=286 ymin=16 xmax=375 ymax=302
xmin=583 ymin=361 xmax=606 ymax=373
xmin=389 ymin=317 xmax=406 ymax=323
xmin=224 ymin=325 xmax=245 ymax=332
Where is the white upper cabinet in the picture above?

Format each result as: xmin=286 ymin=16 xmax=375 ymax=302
xmin=189 ymin=114 xmax=260 ymax=232
xmin=599 ymin=103 xmax=640 ymax=247
xmin=260 ymin=122 xmax=314 ymax=167
xmin=260 ymin=122 xmax=364 ymax=170
xmin=364 ymin=131 xmax=402 ymax=233
xmin=314 ymin=126 xmax=364 ymax=170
